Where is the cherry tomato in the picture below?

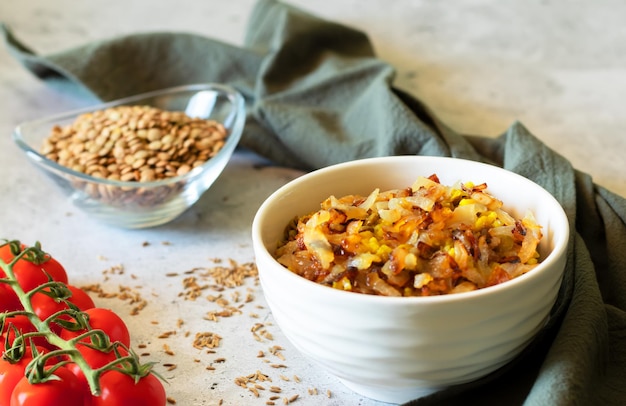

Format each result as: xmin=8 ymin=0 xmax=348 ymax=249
xmin=0 ymin=243 xmax=25 ymax=311
xmin=0 ymin=242 xmax=29 ymax=309
xmin=1 ymin=315 xmax=51 ymax=350
xmin=0 ymin=345 xmax=48 ymax=405
xmin=37 ymin=256 xmax=68 ymax=285
xmin=10 ymin=365 xmax=84 ymax=406
xmin=0 ymin=283 xmax=23 ymax=312
xmin=91 ymin=369 xmax=166 ymax=406
xmin=66 ymin=343 xmax=129 ymax=403
xmin=59 ymin=308 xmax=131 ymax=347
xmin=0 ymin=242 xmax=68 ymax=289
xmin=30 ymin=285 xmax=96 ymax=334
xmin=12 ymin=255 xmax=68 ymax=286
xmin=12 ymin=266 xmax=49 ymax=296
xmin=0 ymin=242 xmax=20 ymax=264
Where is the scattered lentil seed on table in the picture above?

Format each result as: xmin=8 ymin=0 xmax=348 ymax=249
xmin=91 ymin=255 xmax=337 ymax=404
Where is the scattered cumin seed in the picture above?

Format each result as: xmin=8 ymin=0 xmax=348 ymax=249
xmin=204 ymin=312 xmax=218 ymax=322
xmin=193 ymin=332 xmax=221 ymax=349
xmin=269 ymin=345 xmax=285 ymax=360
xmin=163 ymin=344 xmax=175 ymax=356
xmin=166 ymin=397 xmax=176 ymax=404
xmin=281 ymin=393 xmax=299 ymax=404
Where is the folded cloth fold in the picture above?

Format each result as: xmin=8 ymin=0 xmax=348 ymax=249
xmin=2 ymin=0 xmax=625 ymax=404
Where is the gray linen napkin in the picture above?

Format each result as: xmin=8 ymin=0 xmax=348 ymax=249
xmin=3 ymin=0 xmax=625 ymax=404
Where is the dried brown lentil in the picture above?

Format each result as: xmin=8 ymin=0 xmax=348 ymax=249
xmin=41 ymin=105 xmax=229 ymax=207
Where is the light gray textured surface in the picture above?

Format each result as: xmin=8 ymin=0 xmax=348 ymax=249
xmin=0 ymin=1 xmax=624 ymax=405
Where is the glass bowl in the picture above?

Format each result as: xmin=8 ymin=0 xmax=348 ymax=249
xmin=13 ymin=83 xmax=246 ymax=229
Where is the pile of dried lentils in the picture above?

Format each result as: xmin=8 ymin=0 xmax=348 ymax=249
xmin=41 ymin=105 xmax=228 ymax=183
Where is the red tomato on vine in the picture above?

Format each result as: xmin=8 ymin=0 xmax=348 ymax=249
xmin=0 ymin=344 xmax=48 ymax=405
xmin=0 ymin=284 xmax=22 ymax=312
xmin=0 ymin=241 xmax=68 ymax=288
xmin=9 ymin=365 xmax=84 ymax=406
xmin=1 ymin=315 xmax=52 ymax=350
xmin=30 ymin=285 xmax=96 ymax=334
xmin=60 ymin=308 xmax=131 ymax=348
xmin=91 ymin=369 xmax=166 ymax=406
xmin=66 ymin=343 xmax=130 ymax=403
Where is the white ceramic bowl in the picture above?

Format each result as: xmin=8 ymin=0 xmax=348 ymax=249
xmin=252 ymin=156 xmax=569 ymax=404
xmin=13 ymin=83 xmax=246 ymax=229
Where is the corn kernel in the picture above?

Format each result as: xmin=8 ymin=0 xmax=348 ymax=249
xmin=475 ymin=211 xmax=499 ymax=229
xmin=332 ymin=276 xmax=352 ymax=291
xmin=458 ymin=198 xmax=475 ymax=206
xmin=376 ymin=244 xmax=393 ymax=259
xmin=450 ymin=189 xmax=463 ymax=200
xmin=367 ymin=236 xmax=380 ymax=251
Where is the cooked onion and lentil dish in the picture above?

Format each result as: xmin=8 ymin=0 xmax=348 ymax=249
xmin=274 ymin=174 xmax=543 ymax=297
